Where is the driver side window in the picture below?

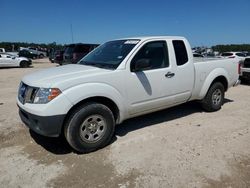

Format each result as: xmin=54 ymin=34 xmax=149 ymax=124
xmin=131 ymin=41 xmax=169 ymax=72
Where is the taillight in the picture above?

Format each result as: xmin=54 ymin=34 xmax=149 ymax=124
xmin=238 ymin=63 xmax=242 ymax=75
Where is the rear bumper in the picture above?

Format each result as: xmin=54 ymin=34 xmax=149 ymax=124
xmin=241 ymin=70 xmax=250 ymax=80
xmin=18 ymin=106 xmax=65 ymax=137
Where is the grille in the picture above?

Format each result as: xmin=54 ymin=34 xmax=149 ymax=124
xmin=18 ymin=82 xmax=38 ymax=104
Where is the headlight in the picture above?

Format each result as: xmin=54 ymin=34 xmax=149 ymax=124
xmin=33 ymin=88 xmax=61 ymax=104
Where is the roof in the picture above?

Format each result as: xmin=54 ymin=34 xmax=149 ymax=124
xmin=65 ymin=43 xmax=99 ymax=46
xmin=116 ymin=36 xmax=186 ymax=41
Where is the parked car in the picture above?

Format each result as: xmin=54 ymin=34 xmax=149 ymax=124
xmin=193 ymin=53 xmax=204 ymax=57
xmin=243 ymin=52 xmax=250 ymax=57
xmin=0 ymin=48 xmax=6 ymax=53
xmin=0 ymin=53 xmax=32 ymax=68
xmin=54 ymin=50 xmax=64 ymax=64
xmin=28 ymin=47 xmax=47 ymax=58
xmin=62 ymin=43 xmax=98 ymax=65
xmin=20 ymin=47 xmax=47 ymax=58
xmin=240 ymin=57 xmax=250 ymax=82
xmin=17 ymin=36 xmax=240 ymax=153
xmin=220 ymin=52 xmax=246 ymax=62
xmin=19 ymin=49 xmax=38 ymax=59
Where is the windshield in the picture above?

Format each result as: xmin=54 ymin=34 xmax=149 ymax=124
xmin=78 ymin=39 xmax=139 ymax=69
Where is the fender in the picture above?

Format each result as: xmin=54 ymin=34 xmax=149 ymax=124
xmin=198 ymin=68 xmax=229 ymax=99
xmin=62 ymin=82 xmax=128 ymax=123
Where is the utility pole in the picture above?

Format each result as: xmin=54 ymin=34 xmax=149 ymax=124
xmin=70 ymin=23 xmax=74 ymax=43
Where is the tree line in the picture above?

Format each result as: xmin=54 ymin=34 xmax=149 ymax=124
xmin=0 ymin=42 xmax=64 ymax=52
xmin=212 ymin=44 xmax=250 ymax=53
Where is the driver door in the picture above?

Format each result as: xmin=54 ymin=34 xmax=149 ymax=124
xmin=125 ymin=40 xmax=176 ymax=116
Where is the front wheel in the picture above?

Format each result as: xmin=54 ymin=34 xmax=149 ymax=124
xmin=64 ymin=102 xmax=115 ymax=153
xmin=20 ymin=61 xmax=29 ymax=68
xmin=201 ymin=82 xmax=225 ymax=112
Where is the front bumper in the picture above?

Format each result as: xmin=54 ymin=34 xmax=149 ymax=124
xmin=18 ymin=106 xmax=65 ymax=137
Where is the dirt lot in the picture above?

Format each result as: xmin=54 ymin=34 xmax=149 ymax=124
xmin=0 ymin=59 xmax=250 ymax=188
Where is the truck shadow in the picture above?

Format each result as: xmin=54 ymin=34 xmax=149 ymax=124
xmin=115 ymin=99 xmax=233 ymax=137
xmin=29 ymin=99 xmax=233 ymax=155
xmin=29 ymin=130 xmax=73 ymax=154
xmin=115 ymin=101 xmax=201 ymax=137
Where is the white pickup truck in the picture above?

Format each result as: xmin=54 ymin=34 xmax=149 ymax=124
xmin=17 ymin=36 xmax=240 ymax=153
xmin=20 ymin=47 xmax=47 ymax=58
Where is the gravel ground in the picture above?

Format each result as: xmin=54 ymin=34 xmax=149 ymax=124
xmin=0 ymin=59 xmax=249 ymax=188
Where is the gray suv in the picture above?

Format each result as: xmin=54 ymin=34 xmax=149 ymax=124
xmin=62 ymin=43 xmax=98 ymax=65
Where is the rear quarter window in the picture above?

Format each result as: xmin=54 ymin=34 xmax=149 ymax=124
xmin=172 ymin=40 xmax=188 ymax=66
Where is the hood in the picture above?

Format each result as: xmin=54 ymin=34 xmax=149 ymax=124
xmin=18 ymin=56 xmax=30 ymax=61
xmin=22 ymin=64 xmax=112 ymax=89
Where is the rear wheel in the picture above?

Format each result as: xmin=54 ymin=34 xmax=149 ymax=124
xmin=20 ymin=61 xmax=29 ymax=68
xmin=39 ymin=54 xmax=44 ymax=58
xmin=201 ymin=82 xmax=225 ymax=112
xmin=64 ymin=102 xmax=115 ymax=153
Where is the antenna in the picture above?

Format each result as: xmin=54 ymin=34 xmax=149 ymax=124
xmin=70 ymin=23 xmax=74 ymax=43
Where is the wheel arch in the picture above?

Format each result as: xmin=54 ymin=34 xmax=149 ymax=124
xmin=199 ymin=69 xmax=229 ymax=99
xmin=210 ymin=76 xmax=228 ymax=91
xmin=19 ymin=60 xmax=28 ymax=68
xmin=61 ymin=96 xmax=120 ymax=134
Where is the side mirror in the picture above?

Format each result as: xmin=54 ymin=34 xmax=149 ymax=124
xmin=133 ymin=58 xmax=151 ymax=72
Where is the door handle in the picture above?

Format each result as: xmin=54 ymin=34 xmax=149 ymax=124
xmin=165 ymin=72 xmax=175 ymax=78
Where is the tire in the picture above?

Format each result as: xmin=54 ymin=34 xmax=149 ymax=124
xmin=39 ymin=54 xmax=44 ymax=58
xmin=201 ymin=82 xmax=225 ymax=112
xmin=20 ymin=61 xmax=29 ymax=68
xmin=64 ymin=102 xmax=115 ymax=153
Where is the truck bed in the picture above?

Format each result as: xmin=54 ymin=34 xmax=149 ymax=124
xmin=190 ymin=57 xmax=239 ymax=100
